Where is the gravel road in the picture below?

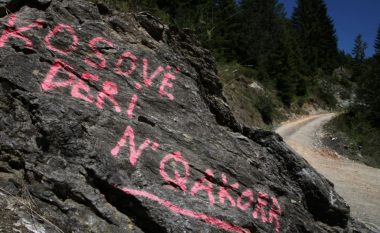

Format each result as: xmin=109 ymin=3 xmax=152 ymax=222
xmin=276 ymin=113 xmax=380 ymax=227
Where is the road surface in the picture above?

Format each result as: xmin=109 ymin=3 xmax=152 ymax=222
xmin=276 ymin=113 xmax=380 ymax=227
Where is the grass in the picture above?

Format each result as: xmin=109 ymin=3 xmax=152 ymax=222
xmin=326 ymin=113 xmax=380 ymax=168
xmin=217 ymin=62 xmax=285 ymax=128
xmin=0 ymin=186 xmax=65 ymax=233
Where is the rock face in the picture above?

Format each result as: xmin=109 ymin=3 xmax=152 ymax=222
xmin=0 ymin=1 xmax=375 ymax=232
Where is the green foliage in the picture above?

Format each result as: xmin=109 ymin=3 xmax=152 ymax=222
xmin=337 ymin=50 xmax=353 ymax=67
xmin=217 ymin=62 xmax=282 ymax=127
xmin=356 ymin=58 xmax=380 ymax=127
xmin=351 ymin=34 xmax=368 ymax=79
xmin=375 ymin=24 xmax=380 ymax=58
xmin=211 ymin=0 xmax=240 ymax=61
xmin=233 ymin=0 xmax=306 ymax=107
xmin=273 ymin=23 xmax=306 ymax=106
xmin=295 ymin=75 xmax=307 ymax=96
xmin=236 ymin=0 xmax=279 ymax=66
xmin=276 ymin=75 xmax=294 ymax=107
xmin=291 ymin=0 xmax=339 ymax=73
xmin=330 ymin=112 xmax=380 ymax=168
xmin=352 ymin=34 xmax=367 ymax=62
xmin=328 ymin=26 xmax=380 ymax=168
xmin=255 ymin=95 xmax=275 ymax=124
xmin=162 ymin=0 xmax=241 ymax=61
xmin=316 ymin=86 xmax=337 ymax=107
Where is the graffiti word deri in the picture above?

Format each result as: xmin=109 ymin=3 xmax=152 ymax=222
xmin=0 ymin=14 xmax=282 ymax=233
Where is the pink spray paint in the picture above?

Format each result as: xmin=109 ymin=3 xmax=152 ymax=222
xmin=111 ymin=125 xmax=152 ymax=167
xmin=84 ymin=37 xmax=114 ymax=69
xmin=190 ymin=169 xmax=215 ymax=206
xmin=120 ymin=187 xmax=251 ymax=233
xmin=40 ymin=59 xmax=76 ymax=91
xmin=44 ymin=23 xmax=79 ymax=55
xmin=159 ymin=151 xmax=190 ymax=192
xmin=0 ymin=14 xmax=44 ymax=49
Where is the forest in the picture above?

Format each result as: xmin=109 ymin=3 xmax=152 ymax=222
xmin=92 ymin=0 xmax=380 ymax=167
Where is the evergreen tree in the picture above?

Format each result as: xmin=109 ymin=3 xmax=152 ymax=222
xmin=210 ymin=0 xmax=240 ymax=60
xmin=356 ymin=26 xmax=380 ymax=127
xmin=356 ymin=58 xmax=380 ymax=127
xmin=375 ymin=24 xmax=380 ymax=58
xmin=171 ymin=0 xmax=239 ymax=61
xmin=156 ymin=0 xmax=180 ymax=17
xmin=291 ymin=0 xmax=338 ymax=73
xmin=352 ymin=34 xmax=367 ymax=62
xmin=235 ymin=0 xmax=306 ymax=106
xmin=351 ymin=34 xmax=367 ymax=79
xmin=273 ymin=22 xmax=306 ymax=106
xmin=237 ymin=0 xmax=281 ymax=67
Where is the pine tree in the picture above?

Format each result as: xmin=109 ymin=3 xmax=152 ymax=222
xmin=352 ymin=34 xmax=367 ymax=62
xmin=170 ymin=0 xmax=239 ymax=61
xmin=355 ymin=27 xmax=380 ymax=127
xmin=375 ymin=24 xmax=380 ymax=58
xmin=210 ymin=0 xmax=240 ymax=60
xmin=272 ymin=22 xmax=306 ymax=106
xmin=351 ymin=34 xmax=367 ymax=79
xmin=291 ymin=0 xmax=338 ymax=73
xmin=356 ymin=58 xmax=380 ymax=127
xmin=235 ymin=0 xmax=306 ymax=106
xmin=156 ymin=0 xmax=180 ymax=17
xmin=237 ymin=0 xmax=281 ymax=67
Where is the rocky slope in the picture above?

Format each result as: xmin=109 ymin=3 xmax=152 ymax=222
xmin=0 ymin=0 xmax=375 ymax=232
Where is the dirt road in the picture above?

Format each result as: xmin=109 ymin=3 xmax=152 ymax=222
xmin=276 ymin=113 xmax=380 ymax=227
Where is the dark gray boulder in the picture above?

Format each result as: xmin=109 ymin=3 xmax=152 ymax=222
xmin=0 ymin=0 xmax=376 ymax=232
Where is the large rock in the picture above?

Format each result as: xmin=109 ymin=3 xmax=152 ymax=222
xmin=0 ymin=0 xmax=375 ymax=232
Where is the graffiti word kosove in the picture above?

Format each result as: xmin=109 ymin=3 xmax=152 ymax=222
xmin=0 ymin=14 xmax=177 ymax=119
xmin=0 ymin=14 xmax=282 ymax=233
